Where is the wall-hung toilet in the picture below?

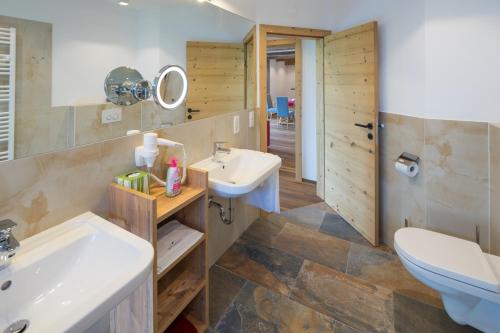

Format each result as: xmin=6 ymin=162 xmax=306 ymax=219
xmin=395 ymin=228 xmax=500 ymax=333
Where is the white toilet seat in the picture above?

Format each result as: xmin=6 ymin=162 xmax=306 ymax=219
xmin=398 ymin=247 xmax=500 ymax=304
xmin=395 ymin=227 xmax=500 ymax=293
xmin=395 ymin=228 xmax=500 ymax=332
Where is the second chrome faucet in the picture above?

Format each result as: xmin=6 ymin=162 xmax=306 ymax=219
xmin=213 ymin=141 xmax=231 ymax=156
xmin=0 ymin=219 xmax=19 ymax=271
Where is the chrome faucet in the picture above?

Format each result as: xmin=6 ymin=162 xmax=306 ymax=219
xmin=213 ymin=141 xmax=231 ymax=156
xmin=0 ymin=219 xmax=19 ymax=270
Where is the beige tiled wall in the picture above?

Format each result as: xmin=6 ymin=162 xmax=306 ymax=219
xmin=380 ymin=112 xmax=496 ymax=253
xmin=0 ymin=15 xmax=53 ymax=159
xmin=425 ymin=120 xmax=489 ymax=249
xmin=141 ymin=101 xmax=185 ymax=131
xmin=0 ymin=109 xmax=258 ymax=265
xmin=379 ymin=113 xmax=426 ymax=247
xmin=74 ymin=103 xmax=142 ymax=146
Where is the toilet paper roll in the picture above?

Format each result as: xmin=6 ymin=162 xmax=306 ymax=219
xmin=395 ymin=160 xmax=419 ymax=178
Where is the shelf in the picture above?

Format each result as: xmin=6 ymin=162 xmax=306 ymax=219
xmin=152 ymin=186 xmax=205 ymax=222
xmin=185 ymin=314 xmax=208 ymax=333
xmin=157 ymin=232 xmax=206 ymax=280
xmin=108 ymin=167 xmax=208 ymax=333
xmin=157 ymin=270 xmax=206 ymax=333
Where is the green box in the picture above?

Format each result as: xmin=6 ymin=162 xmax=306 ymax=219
xmin=115 ymin=170 xmax=150 ymax=194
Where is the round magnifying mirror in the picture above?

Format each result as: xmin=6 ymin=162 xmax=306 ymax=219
xmin=104 ymin=66 xmax=151 ymax=106
xmin=153 ymin=65 xmax=188 ymax=110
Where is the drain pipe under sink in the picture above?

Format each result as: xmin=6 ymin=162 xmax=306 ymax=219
xmin=209 ymin=196 xmax=233 ymax=225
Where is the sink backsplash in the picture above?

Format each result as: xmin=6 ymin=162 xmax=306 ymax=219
xmin=0 ymin=110 xmax=258 ymax=241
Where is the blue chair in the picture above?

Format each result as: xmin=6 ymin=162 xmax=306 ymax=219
xmin=276 ymin=96 xmax=294 ymax=127
xmin=267 ymin=94 xmax=277 ymax=118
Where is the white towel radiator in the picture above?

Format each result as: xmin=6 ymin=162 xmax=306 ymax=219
xmin=0 ymin=27 xmax=16 ymax=162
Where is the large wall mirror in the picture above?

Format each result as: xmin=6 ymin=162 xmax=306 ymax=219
xmin=0 ymin=0 xmax=255 ymax=162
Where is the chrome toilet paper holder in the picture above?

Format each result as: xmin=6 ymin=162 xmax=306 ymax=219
xmin=397 ymin=152 xmax=420 ymax=165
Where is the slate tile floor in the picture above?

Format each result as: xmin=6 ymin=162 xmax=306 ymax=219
xmin=208 ymin=203 xmax=481 ymax=333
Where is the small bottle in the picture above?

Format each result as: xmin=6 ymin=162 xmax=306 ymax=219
xmin=165 ymin=158 xmax=181 ymax=197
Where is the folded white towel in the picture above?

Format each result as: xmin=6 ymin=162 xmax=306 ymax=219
xmin=157 ymin=221 xmax=204 ymax=274
xmin=243 ymin=170 xmax=280 ymax=213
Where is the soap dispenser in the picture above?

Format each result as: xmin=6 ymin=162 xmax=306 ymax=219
xmin=165 ymin=158 xmax=181 ymax=197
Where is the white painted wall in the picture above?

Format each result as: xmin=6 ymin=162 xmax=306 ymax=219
xmin=269 ymin=59 xmax=295 ymax=101
xmin=424 ymin=0 xmax=500 ymax=122
xmin=210 ymin=0 xmax=257 ymax=22
xmin=0 ymin=0 xmax=253 ymax=106
xmin=1 ymin=0 xmax=138 ymax=106
xmin=214 ymin=0 xmax=333 ymax=29
xmin=302 ymin=40 xmax=317 ymax=181
xmin=254 ymin=0 xmax=333 ymax=28
xmin=214 ymin=0 xmax=334 ymax=108
xmin=157 ymin=3 xmax=254 ymax=72
xmin=330 ymin=0 xmax=426 ymax=119
xmin=331 ymin=0 xmax=500 ymax=122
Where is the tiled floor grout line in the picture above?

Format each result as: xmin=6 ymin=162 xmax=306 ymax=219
xmin=211 ymin=264 xmax=249 ymax=330
xmin=345 ymin=243 xmax=352 ymax=274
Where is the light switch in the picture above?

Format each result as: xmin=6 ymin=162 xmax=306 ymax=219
xmin=233 ymin=115 xmax=240 ymax=134
xmin=248 ymin=111 xmax=255 ymax=128
xmin=102 ymin=108 xmax=122 ymax=124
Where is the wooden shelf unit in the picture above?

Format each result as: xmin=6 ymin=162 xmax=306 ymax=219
xmin=109 ymin=167 xmax=209 ymax=333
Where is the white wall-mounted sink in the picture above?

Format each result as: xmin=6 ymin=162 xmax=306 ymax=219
xmin=191 ymin=148 xmax=281 ymax=198
xmin=0 ymin=212 xmax=154 ymax=333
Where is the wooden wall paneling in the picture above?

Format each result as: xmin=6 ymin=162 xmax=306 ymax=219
xmin=244 ymin=26 xmax=257 ymax=111
xmin=323 ymin=21 xmax=379 ymax=246
xmin=186 ymin=41 xmax=245 ymax=120
xmin=316 ymin=39 xmax=325 ymax=199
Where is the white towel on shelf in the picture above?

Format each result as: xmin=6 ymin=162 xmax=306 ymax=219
xmin=243 ymin=170 xmax=280 ymax=213
xmin=157 ymin=221 xmax=203 ymax=274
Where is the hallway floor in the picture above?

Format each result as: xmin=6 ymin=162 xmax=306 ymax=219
xmin=268 ymin=118 xmax=296 ymax=172
xmin=208 ymin=203 xmax=480 ymax=333
xmin=268 ymin=118 xmax=322 ymax=211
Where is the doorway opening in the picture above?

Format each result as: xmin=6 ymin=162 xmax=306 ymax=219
xmin=259 ymin=26 xmax=330 ymax=210
xmin=267 ymin=39 xmax=297 ymax=179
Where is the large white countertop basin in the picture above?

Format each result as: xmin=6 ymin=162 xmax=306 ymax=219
xmin=0 ymin=212 xmax=154 ymax=333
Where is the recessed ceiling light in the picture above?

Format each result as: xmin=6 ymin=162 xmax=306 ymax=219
xmin=118 ymin=0 xmax=129 ymax=6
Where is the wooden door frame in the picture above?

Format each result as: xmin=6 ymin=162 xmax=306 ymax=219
xmin=244 ymin=26 xmax=257 ymax=112
xmin=258 ymin=24 xmax=330 ymax=184
xmin=315 ymin=39 xmax=325 ymax=199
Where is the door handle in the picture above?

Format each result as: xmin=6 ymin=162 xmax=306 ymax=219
xmin=354 ymin=123 xmax=373 ymax=130
xmin=188 ymin=108 xmax=200 ymax=113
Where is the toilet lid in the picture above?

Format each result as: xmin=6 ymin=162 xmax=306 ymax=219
xmin=395 ymin=228 xmax=500 ymax=293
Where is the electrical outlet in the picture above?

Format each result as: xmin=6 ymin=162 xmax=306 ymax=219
xmin=233 ymin=115 xmax=240 ymax=134
xmin=102 ymin=108 xmax=122 ymax=124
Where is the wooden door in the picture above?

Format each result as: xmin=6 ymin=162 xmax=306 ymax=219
xmin=186 ymin=41 xmax=245 ymax=120
xmin=324 ymin=22 xmax=379 ymax=245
